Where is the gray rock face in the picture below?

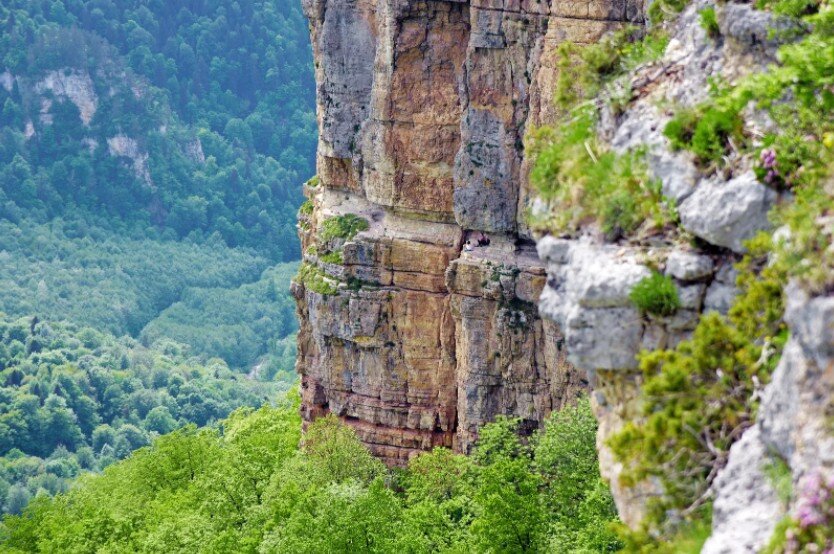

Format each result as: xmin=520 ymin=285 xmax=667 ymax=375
xmin=703 ymin=261 xmax=739 ymax=314
xmin=679 ymin=172 xmax=777 ymax=253
xmin=759 ymin=286 xmax=834 ymax=471
xmin=454 ymin=108 xmax=517 ymax=232
xmin=34 ymin=70 xmax=98 ymax=125
xmin=703 ymin=281 xmax=737 ymax=315
xmin=718 ymin=2 xmax=807 ymax=54
xmin=538 ymin=237 xmax=726 ymax=372
xmin=701 ymin=427 xmax=785 ymax=554
xmin=305 ymin=0 xmax=375 ymax=159
xmin=677 ymin=283 xmax=706 ymax=310
xmin=665 ymin=250 xmax=715 ymax=281
xmin=610 ymin=102 xmax=702 ymax=203
xmin=537 ymin=237 xmax=651 ymax=371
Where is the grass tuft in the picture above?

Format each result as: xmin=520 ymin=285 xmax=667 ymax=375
xmin=629 ymin=273 xmax=681 ymax=317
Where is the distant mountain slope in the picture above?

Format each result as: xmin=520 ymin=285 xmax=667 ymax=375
xmin=0 ymin=1 xmax=315 ymax=261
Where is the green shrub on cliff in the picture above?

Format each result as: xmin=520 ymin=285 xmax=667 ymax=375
xmin=553 ymin=26 xmax=668 ymax=113
xmin=629 ymin=273 xmax=681 ymax=317
xmin=699 ymin=7 xmax=721 ymax=38
xmin=611 ymin=235 xmax=789 ymax=535
xmin=319 ymin=214 xmax=370 ymax=242
xmin=299 ymin=200 xmax=314 ymax=217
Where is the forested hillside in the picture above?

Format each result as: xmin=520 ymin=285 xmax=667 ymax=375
xmin=0 ymin=0 xmax=313 ymax=515
xmin=0 ymin=315 xmax=295 ymax=516
xmin=0 ymin=0 xmax=315 ymax=260
xmin=0 ymin=396 xmax=622 ymax=553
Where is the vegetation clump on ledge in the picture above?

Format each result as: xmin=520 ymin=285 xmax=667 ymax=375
xmin=294 ymin=262 xmax=339 ymax=296
xmin=663 ymin=104 xmax=745 ymax=166
xmin=298 ymin=200 xmax=314 ymax=217
xmin=529 ymin=107 xmax=675 ymax=240
xmin=629 ymin=272 xmax=681 ymax=317
xmin=319 ymin=214 xmax=370 ymax=243
xmin=528 ymin=27 xmax=674 ymax=242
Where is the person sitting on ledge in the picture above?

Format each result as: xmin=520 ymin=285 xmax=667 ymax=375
xmin=463 ymin=231 xmax=490 ymax=252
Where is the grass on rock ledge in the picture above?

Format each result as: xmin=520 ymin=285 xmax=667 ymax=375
xmin=528 ymin=27 xmax=674 ymax=242
xmin=294 ymin=262 xmax=339 ymax=296
xmin=629 ymin=273 xmax=681 ymax=317
xmin=319 ymin=214 xmax=369 ymax=243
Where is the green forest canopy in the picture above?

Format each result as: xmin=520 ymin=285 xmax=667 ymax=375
xmin=0 ymin=0 xmax=314 ymax=516
xmin=0 ymin=0 xmax=315 ymax=261
xmin=0 ymin=313 xmax=295 ymax=516
xmin=0 ymin=395 xmax=622 ymax=553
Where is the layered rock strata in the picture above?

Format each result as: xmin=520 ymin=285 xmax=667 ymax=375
xmin=294 ymin=0 xmax=643 ymax=465
xmin=298 ymin=0 xmax=834 ymax=546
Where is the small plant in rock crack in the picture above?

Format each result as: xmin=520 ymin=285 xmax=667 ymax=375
xmin=699 ymin=7 xmax=721 ymax=39
xmin=629 ymin=272 xmax=681 ymax=317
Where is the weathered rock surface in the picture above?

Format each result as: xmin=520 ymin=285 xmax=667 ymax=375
xmin=34 ymin=70 xmax=98 ymax=125
xmin=665 ymin=250 xmax=715 ymax=281
xmin=679 ymin=172 xmax=778 ymax=253
xmin=300 ymin=0 xmax=828 ymax=547
xmin=107 ymin=135 xmax=153 ymax=188
xmin=296 ymin=0 xmax=645 ymax=463
xmin=535 ymin=0 xmax=788 ymax=531
xmin=717 ymin=2 xmax=807 ymax=54
xmin=701 ymin=427 xmax=785 ymax=554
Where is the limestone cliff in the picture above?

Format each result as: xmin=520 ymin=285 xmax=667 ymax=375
xmin=296 ymin=0 xmax=834 ymax=548
xmin=529 ymin=0 xmax=834 ymax=548
xmin=293 ymin=0 xmax=646 ymax=465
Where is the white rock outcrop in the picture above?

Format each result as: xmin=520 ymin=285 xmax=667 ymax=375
xmin=35 ymin=70 xmax=98 ymax=125
xmin=679 ymin=172 xmax=778 ymax=253
xmin=107 ymin=135 xmax=153 ymax=188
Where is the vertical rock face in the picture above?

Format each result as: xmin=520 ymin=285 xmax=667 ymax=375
xmin=295 ymin=0 xmax=641 ymax=464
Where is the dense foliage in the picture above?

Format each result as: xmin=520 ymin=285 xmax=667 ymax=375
xmin=0 ymin=0 xmax=315 ymax=261
xmin=0 ymin=218 xmax=299 ymax=371
xmin=0 ymin=218 xmax=267 ymax=337
xmin=140 ymin=263 xmax=298 ymax=371
xmin=0 ymin=314 xmax=291 ymax=516
xmin=0 ymin=0 xmax=313 ymax=517
xmin=0 ymin=396 xmax=621 ymax=552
